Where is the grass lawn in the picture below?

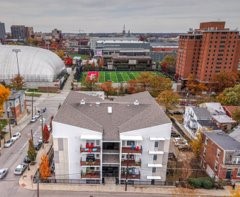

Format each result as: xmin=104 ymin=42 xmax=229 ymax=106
xmin=80 ymin=71 xmax=165 ymax=83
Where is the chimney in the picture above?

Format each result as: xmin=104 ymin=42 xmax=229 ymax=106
xmin=134 ymin=99 xmax=139 ymax=106
xmin=107 ymin=106 xmax=112 ymax=114
xmin=80 ymin=99 xmax=85 ymax=105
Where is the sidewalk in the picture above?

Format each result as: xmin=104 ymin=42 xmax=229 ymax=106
xmin=19 ymin=141 xmax=232 ymax=197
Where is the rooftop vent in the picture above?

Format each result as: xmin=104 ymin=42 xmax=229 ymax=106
xmin=80 ymin=99 xmax=85 ymax=105
xmin=134 ymin=99 xmax=139 ymax=106
xmin=96 ymin=101 xmax=100 ymax=106
xmin=108 ymin=106 xmax=112 ymax=114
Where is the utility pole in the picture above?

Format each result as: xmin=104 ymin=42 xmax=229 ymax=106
xmin=41 ymin=113 xmax=44 ymax=148
xmin=31 ymin=92 xmax=34 ymax=119
xmin=31 ymin=129 xmax=33 ymax=141
xmin=7 ymin=107 xmax=12 ymax=138
xmin=37 ymin=176 xmax=39 ymax=197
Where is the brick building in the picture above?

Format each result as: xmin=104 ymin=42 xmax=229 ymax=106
xmin=200 ymin=131 xmax=240 ymax=181
xmin=176 ymin=21 xmax=240 ymax=83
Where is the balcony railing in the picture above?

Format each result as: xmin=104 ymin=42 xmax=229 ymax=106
xmin=81 ymin=171 xmax=100 ymax=179
xmin=121 ymin=173 xmax=140 ymax=180
xmin=121 ymin=160 xmax=141 ymax=167
xmin=80 ymin=159 xmax=100 ymax=166
xmin=80 ymin=147 xmax=101 ymax=153
xmin=122 ymin=146 xmax=142 ymax=154
xmin=224 ymin=160 xmax=240 ymax=165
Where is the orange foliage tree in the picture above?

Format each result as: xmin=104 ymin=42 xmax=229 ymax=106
xmin=186 ymin=74 xmax=208 ymax=95
xmin=0 ymin=84 xmax=10 ymax=116
xmin=213 ymin=71 xmax=238 ymax=92
xmin=100 ymin=81 xmax=115 ymax=98
xmin=39 ymin=154 xmax=51 ymax=179
xmin=11 ymin=74 xmax=25 ymax=90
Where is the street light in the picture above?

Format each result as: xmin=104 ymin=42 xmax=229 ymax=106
xmin=12 ymin=49 xmax=21 ymax=75
xmin=7 ymin=107 xmax=12 ymax=138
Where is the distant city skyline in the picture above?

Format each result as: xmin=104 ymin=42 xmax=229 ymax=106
xmin=1 ymin=0 xmax=240 ymax=33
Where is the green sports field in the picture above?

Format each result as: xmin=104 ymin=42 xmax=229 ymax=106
xmin=81 ymin=71 xmax=165 ymax=83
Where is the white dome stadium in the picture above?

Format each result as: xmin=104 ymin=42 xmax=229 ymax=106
xmin=0 ymin=45 xmax=65 ymax=82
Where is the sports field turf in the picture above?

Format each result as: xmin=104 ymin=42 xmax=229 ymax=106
xmin=81 ymin=71 xmax=165 ymax=83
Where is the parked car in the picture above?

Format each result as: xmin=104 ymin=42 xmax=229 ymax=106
xmin=11 ymin=132 xmax=21 ymax=142
xmin=14 ymin=164 xmax=28 ymax=175
xmin=0 ymin=168 xmax=8 ymax=179
xmin=34 ymin=141 xmax=42 ymax=151
xmin=23 ymin=156 xmax=31 ymax=164
xmin=4 ymin=139 xmax=14 ymax=148
xmin=30 ymin=117 xmax=37 ymax=123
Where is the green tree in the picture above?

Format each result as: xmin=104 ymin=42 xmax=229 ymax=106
xmin=217 ymin=84 xmax=240 ymax=105
xmin=27 ymin=139 xmax=37 ymax=162
xmin=149 ymin=76 xmax=172 ymax=97
xmin=156 ymin=90 xmax=180 ymax=109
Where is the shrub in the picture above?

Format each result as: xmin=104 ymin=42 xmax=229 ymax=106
xmin=202 ymin=179 xmax=214 ymax=189
xmin=188 ymin=177 xmax=214 ymax=189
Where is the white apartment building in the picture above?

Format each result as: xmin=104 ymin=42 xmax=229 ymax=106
xmin=52 ymin=91 xmax=172 ymax=184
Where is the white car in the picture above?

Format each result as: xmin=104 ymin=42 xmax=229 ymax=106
xmin=4 ymin=139 xmax=14 ymax=148
xmin=0 ymin=168 xmax=8 ymax=179
xmin=11 ymin=132 xmax=21 ymax=142
xmin=14 ymin=164 xmax=28 ymax=175
xmin=30 ymin=117 xmax=37 ymax=123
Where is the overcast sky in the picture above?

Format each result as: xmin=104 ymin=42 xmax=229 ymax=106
xmin=1 ymin=0 xmax=240 ymax=33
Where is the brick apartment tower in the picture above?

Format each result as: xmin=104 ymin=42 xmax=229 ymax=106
xmin=176 ymin=21 xmax=240 ymax=83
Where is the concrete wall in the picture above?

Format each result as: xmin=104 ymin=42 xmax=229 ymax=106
xmin=120 ymin=122 xmax=172 ymax=181
xmin=52 ymin=121 xmax=102 ymax=179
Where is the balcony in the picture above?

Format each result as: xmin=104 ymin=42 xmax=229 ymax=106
xmin=121 ymin=160 xmax=141 ymax=167
xmin=121 ymin=173 xmax=140 ymax=180
xmin=81 ymin=171 xmax=100 ymax=179
xmin=80 ymin=147 xmax=100 ymax=153
xmin=81 ymin=159 xmax=100 ymax=166
xmin=122 ymin=146 xmax=142 ymax=154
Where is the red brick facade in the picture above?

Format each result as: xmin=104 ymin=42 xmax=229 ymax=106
xmin=176 ymin=21 xmax=240 ymax=83
xmin=200 ymin=133 xmax=240 ymax=180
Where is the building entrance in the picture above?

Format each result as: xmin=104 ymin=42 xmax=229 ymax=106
xmin=102 ymin=166 xmax=119 ymax=177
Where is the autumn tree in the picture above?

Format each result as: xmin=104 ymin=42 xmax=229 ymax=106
xmin=160 ymin=55 xmax=176 ymax=75
xmin=149 ymin=76 xmax=172 ymax=97
xmin=97 ymin=57 xmax=104 ymax=68
xmin=232 ymin=109 xmax=240 ymax=123
xmin=136 ymin=72 xmax=154 ymax=91
xmin=43 ymin=124 xmax=50 ymax=143
xmin=186 ymin=75 xmax=208 ymax=95
xmin=217 ymin=84 xmax=240 ymax=105
xmin=0 ymin=84 xmax=10 ymax=116
xmin=27 ymin=139 xmax=37 ymax=162
xmin=190 ymin=133 xmax=202 ymax=158
xmin=55 ymin=50 xmax=65 ymax=59
xmin=39 ymin=154 xmax=51 ymax=179
xmin=100 ymin=81 xmax=115 ymax=98
xmin=126 ymin=79 xmax=139 ymax=94
xmin=213 ymin=71 xmax=238 ymax=92
xmin=11 ymin=74 xmax=25 ymax=90
xmin=82 ymin=77 xmax=98 ymax=91
xmin=156 ymin=90 xmax=180 ymax=109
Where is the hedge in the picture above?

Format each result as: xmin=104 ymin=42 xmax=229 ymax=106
xmin=188 ymin=177 xmax=214 ymax=189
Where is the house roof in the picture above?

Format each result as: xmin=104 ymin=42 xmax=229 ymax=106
xmin=198 ymin=120 xmax=218 ymax=129
xmin=200 ymin=102 xmax=226 ymax=115
xmin=204 ymin=131 xmax=240 ymax=150
xmin=223 ymin=106 xmax=240 ymax=118
xmin=54 ymin=91 xmax=171 ymax=141
xmin=229 ymin=126 xmax=240 ymax=143
xmin=212 ymin=115 xmax=236 ymax=124
xmin=192 ymin=107 xmax=212 ymax=120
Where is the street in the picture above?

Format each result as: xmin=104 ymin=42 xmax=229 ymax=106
xmin=0 ymin=90 xmax=69 ymax=197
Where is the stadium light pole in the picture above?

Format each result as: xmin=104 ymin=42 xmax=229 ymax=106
xmin=12 ymin=49 xmax=21 ymax=75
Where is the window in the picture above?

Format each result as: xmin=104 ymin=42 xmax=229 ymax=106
xmin=216 ymin=149 xmax=221 ymax=159
xmin=154 ymin=141 xmax=158 ymax=148
xmin=96 ymin=140 xmax=100 ymax=146
xmin=205 ymin=138 xmax=208 ymax=145
xmin=153 ymin=155 xmax=157 ymax=161
xmin=127 ymin=141 xmax=135 ymax=146
xmin=214 ymin=161 xmax=218 ymax=171
xmin=237 ymin=168 xmax=240 ymax=177
xmin=152 ymin=167 xmax=156 ymax=173
xmin=122 ymin=141 xmax=125 ymax=146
